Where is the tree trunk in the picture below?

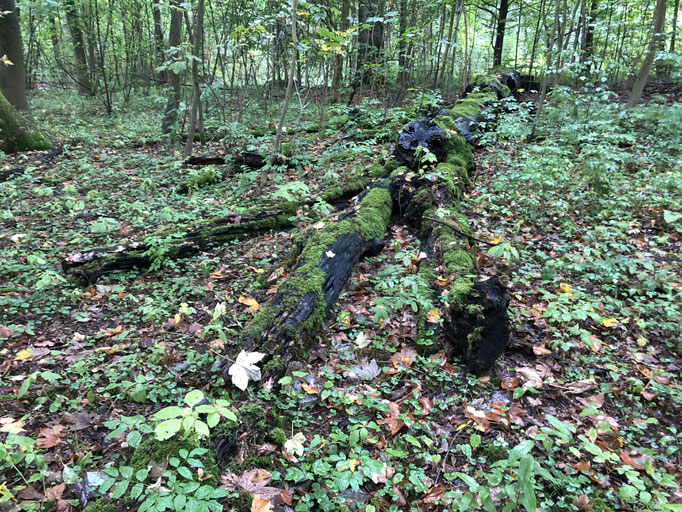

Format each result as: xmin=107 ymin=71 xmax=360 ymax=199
xmin=162 ymin=0 xmax=183 ymax=138
xmin=671 ymin=0 xmax=680 ymax=53
xmin=357 ymin=0 xmax=384 ymax=83
xmin=0 ymin=90 xmax=51 ymax=153
xmin=627 ymin=0 xmax=666 ymax=107
xmin=397 ymin=0 xmax=409 ymax=87
xmin=152 ymin=0 xmax=167 ymax=83
xmin=183 ymin=0 xmax=205 ymax=158
xmin=274 ymin=0 xmax=297 ymax=155
xmin=332 ymin=0 xmax=350 ymax=93
xmin=0 ymin=0 xmax=31 ymax=114
xmin=64 ymin=0 xmax=92 ymax=94
xmin=493 ymin=0 xmax=511 ymax=68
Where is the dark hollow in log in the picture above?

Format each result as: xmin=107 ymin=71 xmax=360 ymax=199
xmin=393 ymin=119 xmax=448 ymax=171
xmin=443 ymin=276 xmax=511 ymax=374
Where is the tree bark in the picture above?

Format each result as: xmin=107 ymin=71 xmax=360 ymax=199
xmin=64 ymin=0 xmax=92 ymax=94
xmin=0 ymin=0 xmax=31 ymax=114
xmin=162 ymin=0 xmax=183 ymax=138
xmin=493 ymin=0 xmax=511 ymax=68
xmin=274 ymin=0 xmax=297 ymax=155
xmin=627 ymin=0 xmax=666 ymax=107
xmin=152 ymin=0 xmax=167 ymax=83
xmin=183 ymin=0 xmax=205 ymax=158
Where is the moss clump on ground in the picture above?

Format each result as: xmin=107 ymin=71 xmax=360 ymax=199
xmin=367 ymin=162 xmax=389 ymax=178
xmin=82 ymin=499 xmax=118 ymax=512
xmin=0 ymin=92 xmax=52 ymax=153
xmin=267 ymin=427 xmax=287 ymax=445
xmin=225 ymin=490 xmax=253 ymax=511
xmin=262 ymin=356 xmax=286 ymax=375
xmin=130 ymin=436 xmax=220 ymax=487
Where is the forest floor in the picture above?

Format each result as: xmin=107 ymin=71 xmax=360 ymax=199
xmin=1 ymin=85 xmax=681 ymax=512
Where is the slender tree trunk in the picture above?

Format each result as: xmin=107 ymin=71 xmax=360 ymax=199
xmin=398 ymin=0 xmax=409 ymax=87
xmin=493 ymin=0 xmax=511 ymax=67
xmin=274 ymin=0 xmax=297 ymax=155
xmin=183 ymin=0 xmax=205 ymax=157
xmin=627 ymin=0 xmax=667 ymax=107
xmin=153 ymin=0 xmax=167 ymax=83
xmin=0 ymin=0 xmax=31 ymax=114
xmin=582 ymin=0 xmax=598 ymax=70
xmin=439 ymin=1 xmax=457 ymax=89
xmin=64 ymin=0 xmax=92 ymax=94
xmin=332 ymin=0 xmax=350 ymax=93
xmin=671 ymin=0 xmax=680 ymax=52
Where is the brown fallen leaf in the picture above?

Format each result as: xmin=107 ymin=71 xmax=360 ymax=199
xmin=45 ymin=482 xmax=66 ymax=500
xmin=501 ymin=376 xmax=519 ymax=391
xmin=573 ymin=493 xmax=592 ymax=511
xmin=564 ymin=378 xmax=597 ymax=395
xmin=515 ymin=367 xmax=543 ymax=389
xmin=251 ymin=495 xmax=273 ymax=512
xmin=422 ymin=483 xmax=446 ymax=504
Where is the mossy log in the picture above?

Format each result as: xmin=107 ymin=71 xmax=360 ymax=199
xmin=62 ymin=208 xmax=298 ymax=284
xmin=230 ymin=73 xmax=520 ymax=375
xmin=0 ymin=91 xmax=52 ymax=153
xmin=237 ymin=186 xmax=392 ymax=358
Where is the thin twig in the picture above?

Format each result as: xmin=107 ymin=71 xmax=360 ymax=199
xmin=423 ymin=216 xmax=495 ymax=246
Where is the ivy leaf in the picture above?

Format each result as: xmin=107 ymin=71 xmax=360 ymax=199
xmin=228 ymin=350 xmax=266 ymax=390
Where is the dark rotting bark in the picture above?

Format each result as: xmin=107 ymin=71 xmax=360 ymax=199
xmin=0 ymin=167 xmax=25 ymax=182
xmin=393 ymin=119 xmax=449 ymax=170
xmin=442 ymin=276 xmax=511 ymax=374
xmin=62 ymin=209 xmax=297 ymax=284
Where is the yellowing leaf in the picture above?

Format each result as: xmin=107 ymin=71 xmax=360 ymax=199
xmin=284 ymin=432 xmax=305 ymax=456
xmin=348 ymin=459 xmax=360 ymax=472
xmin=559 ymin=282 xmax=572 ymax=294
xmin=254 ymin=268 xmax=265 ymax=274
xmin=0 ymin=417 xmax=25 ymax=433
xmin=0 ymin=55 xmax=13 ymax=66
xmin=239 ymin=296 xmax=261 ymax=314
xmin=228 ymin=350 xmax=266 ymax=390
xmin=426 ymin=309 xmax=441 ymax=323
xmin=490 ymin=235 xmax=502 ymax=245
xmin=251 ymin=496 xmax=273 ymax=512
xmin=602 ymin=317 xmax=618 ymax=327
xmin=15 ymin=348 xmax=33 ymax=360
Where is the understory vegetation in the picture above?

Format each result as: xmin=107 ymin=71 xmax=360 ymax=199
xmin=1 ymin=80 xmax=680 ymax=511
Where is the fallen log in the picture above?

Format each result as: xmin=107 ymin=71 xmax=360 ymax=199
xmin=227 ymin=73 xmax=519 ymax=377
xmin=62 ymin=207 xmax=298 ymax=284
xmin=0 ymin=167 xmax=25 ymax=183
xmin=238 ymin=186 xmax=392 ymax=358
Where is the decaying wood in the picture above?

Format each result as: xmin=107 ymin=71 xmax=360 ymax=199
xmin=228 ymin=72 xmax=521 ymax=375
xmin=62 ymin=208 xmax=297 ymax=284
